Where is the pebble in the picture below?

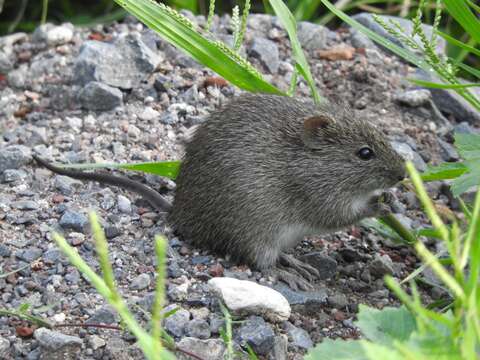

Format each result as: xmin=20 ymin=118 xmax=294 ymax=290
xmin=11 ymin=200 xmax=39 ymax=210
xmin=86 ymin=306 xmax=119 ymax=324
xmin=0 ymin=52 xmax=13 ymax=73
xmin=0 ymin=337 xmax=10 ymax=358
xmin=297 ymin=22 xmax=328 ymax=50
xmin=54 ymin=175 xmax=83 ymax=195
xmin=15 ymin=248 xmax=42 ymax=262
xmin=34 ymin=328 xmax=82 ymax=354
xmin=391 ymin=141 xmax=427 ymax=171
xmin=208 ymin=277 xmax=291 ymax=322
xmin=2 ymin=169 xmax=27 ymax=183
xmin=269 ymin=335 xmax=288 ymax=360
xmin=185 ymin=318 xmax=211 ymax=339
xmin=167 ymin=281 xmax=189 ymax=301
xmin=273 ymin=284 xmax=327 ymax=315
xmin=283 ymin=322 xmax=313 ymax=349
xmin=117 ymin=195 xmax=132 ymax=213
xmin=88 ymin=335 xmax=106 ymax=350
xmin=327 ymin=293 xmax=349 ymax=309
xmin=163 ymin=305 xmax=190 ymax=338
xmin=299 ymin=252 xmax=337 ymax=279
xmin=234 ymin=316 xmax=275 ymax=356
xmin=248 ymin=37 xmax=280 ymax=74
xmin=176 ymin=338 xmax=226 ymax=360
xmin=437 ymin=138 xmax=459 ymax=162
xmin=33 ymin=23 xmax=74 ymax=46
xmin=393 ymin=89 xmax=431 ymax=107
xmin=78 ymin=81 xmax=123 ymax=111
xmin=74 ymin=34 xmax=161 ymax=89
xmin=369 ymin=254 xmax=395 ymax=278
xmin=130 ymin=273 xmax=151 ymax=290
xmin=0 ymin=145 xmax=31 ymax=174
xmin=58 ymin=210 xmax=88 ymax=232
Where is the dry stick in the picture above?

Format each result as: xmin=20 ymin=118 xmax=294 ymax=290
xmin=53 ymin=323 xmax=205 ymax=360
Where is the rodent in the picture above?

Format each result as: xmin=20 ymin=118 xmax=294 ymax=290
xmin=34 ymin=93 xmax=405 ymax=290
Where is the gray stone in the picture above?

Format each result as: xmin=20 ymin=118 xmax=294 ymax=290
xmin=0 ymin=145 xmax=31 ymax=174
xmin=391 ymin=141 xmax=427 ymax=171
xmin=455 ymin=122 xmax=479 ymax=135
xmin=78 ymin=81 xmax=123 ymax=111
xmin=163 ymin=305 xmax=190 ymax=338
xmin=235 ymin=316 xmax=275 ymax=356
xmin=55 ymin=175 xmax=83 ymax=195
xmin=130 ymin=273 xmax=151 ymax=290
xmin=273 ymin=284 xmax=327 ymax=315
xmin=88 ymin=335 xmax=106 ymax=350
xmin=185 ymin=318 xmax=211 ymax=339
xmin=369 ymin=254 xmax=395 ymax=278
xmin=438 ymin=138 xmax=459 ymax=162
xmin=2 ymin=169 xmax=27 ymax=183
xmin=0 ymin=52 xmax=13 ymax=73
xmin=350 ymin=29 xmax=375 ymax=49
xmin=209 ymin=313 xmax=224 ymax=334
xmin=249 ymin=37 xmax=279 ymax=74
xmin=160 ymin=111 xmax=179 ymax=125
xmin=0 ymin=336 xmax=10 ymax=358
xmin=7 ymin=66 xmax=27 ymax=88
xmin=176 ymin=338 xmax=226 ymax=360
xmin=0 ymin=244 xmax=12 ymax=257
xmin=393 ymin=89 xmax=431 ymax=107
xmin=86 ymin=306 xmax=119 ymax=324
xmin=283 ymin=322 xmax=313 ymax=350
xmin=74 ymin=34 xmax=161 ymax=89
xmin=327 ymin=293 xmax=348 ymax=309
xmin=117 ymin=195 xmax=132 ymax=214
xmin=43 ymin=249 xmax=62 ymax=263
xmin=167 ymin=282 xmax=189 ymax=301
xmin=33 ymin=23 xmax=73 ymax=46
xmin=299 ymin=252 xmax=337 ymax=279
xmin=34 ymin=328 xmax=82 ymax=358
xmin=15 ymin=247 xmax=43 ymax=262
xmin=297 ymin=22 xmax=328 ymax=50
xmin=58 ymin=210 xmax=88 ymax=232
xmin=412 ymin=69 xmax=480 ymax=125
xmin=352 ymin=13 xmax=446 ymax=55
xmin=11 ymin=200 xmax=40 ymax=211
xmin=269 ymin=335 xmax=288 ymax=360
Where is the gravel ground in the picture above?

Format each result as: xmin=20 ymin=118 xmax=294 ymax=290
xmin=0 ymin=10 xmax=479 ymax=360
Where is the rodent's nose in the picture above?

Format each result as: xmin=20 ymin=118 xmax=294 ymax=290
xmin=397 ymin=173 xmax=405 ymax=182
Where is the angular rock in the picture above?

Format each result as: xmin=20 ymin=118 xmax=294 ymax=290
xmin=327 ymin=293 xmax=349 ymax=309
xmin=78 ymin=81 xmax=123 ymax=111
xmin=208 ymin=277 xmax=291 ymax=322
xmin=235 ymin=316 xmax=275 ymax=356
xmin=130 ymin=273 xmax=151 ymax=291
xmin=0 ymin=145 xmax=31 ymax=174
xmin=283 ymin=322 xmax=313 ymax=350
xmin=33 ymin=23 xmax=74 ymax=46
xmin=269 ymin=335 xmax=288 ymax=360
xmin=438 ymin=138 xmax=459 ymax=162
xmin=0 ymin=336 xmax=10 ymax=358
xmin=185 ymin=318 xmax=211 ymax=339
xmin=297 ymin=22 xmax=328 ymax=51
xmin=369 ymin=254 xmax=395 ymax=278
xmin=117 ymin=195 xmax=132 ymax=214
xmin=163 ymin=305 xmax=190 ymax=338
xmin=86 ymin=306 xmax=119 ymax=325
xmin=352 ymin=13 xmax=445 ymax=55
xmin=391 ymin=141 xmax=427 ymax=171
xmin=74 ymin=34 xmax=161 ymax=89
xmin=249 ymin=37 xmax=279 ymax=74
xmin=34 ymin=328 xmax=82 ymax=359
xmin=273 ymin=284 xmax=327 ymax=315
xmin=0 ymin=52 xmax=13 ymax=73
xmin=58 ymin=210 xmax=88 ymax=233
xmin=393 ymin=89 xmax=431 ymax=107
xmin=299 ymin=252 xmax=337 ymax=280
xmin=176 ymin=338 xmax=226 ymax=360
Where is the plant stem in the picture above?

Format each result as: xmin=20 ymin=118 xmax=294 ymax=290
xmin=380 ymin=213 xmax=416 ymax=244
xmin=41 ymin=0 xmax=49 ymax=25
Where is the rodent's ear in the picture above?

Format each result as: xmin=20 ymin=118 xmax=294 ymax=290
xmin=302 ymin=114 xmax=333 ymax=149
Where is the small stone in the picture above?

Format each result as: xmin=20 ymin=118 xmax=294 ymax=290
xmin=185 ymin=319 xmax=211 ymax=339
xmin=11 ymin=200 xmax=39 ymax=211
xmin=438 ymin=138 xmax=459 ymax=162
xmin=163 ymin=305 xmax=190 ymax=338
xmin=394 ymin=89 xmax=431 ymax=107
xmin=68 ymin=232 xmax=85 ymax=246
xmin=283 ymin=322 xmax=313 ymax=350
xmin=86 ymin=306 xmax=118 ymax=325
xmin=0 ymin=336 xmax=10 ymax=358
xmin=34 ymin=328 xmax=82 ymax=355
xmin=0 ymin=244 xmax=12 ymax=257
xmin=272 ymin=284 xmax=327 ymax=315
xmin=249 ymin=37 xmax=279 ymax=74
xmin=176 ymin=338 xmax=226 ymax=360
xmin=235 ymin=316 xmax=275 ymax=356
xmin=269 ymin=335 xmax=288 ymax=360
xmin=0 ymin=145 xmax=31 ymax=174
xmin=0 ymin=52 xmax=13 ymax=73
xmin=88 ymin=335 xmax=106 ymax=350
xmin=391 ymin=141 xmax=427 ymax=171
xmin=160 ymin=111 xmax=179 ymax=125
xmin=78 ymin=81 xmax=123 ymax=111
xmin=369 ymin=254 xmax=395 ymax=278
xmin=208 ymin=277 xmax=291 ymax=322
xmin=327 ymin=293 xmax=348 ymax=309
xmin=209 ymin=313 xmax=224 ymax=335
xmin=117 ymin=195 xmax=132 ymax=214
xmin=15 ymin=248 xmax=42 ymax=262
xmin=33 ymin=23 xmax=73 ymax=46
xmin=138 ymin=107 xmax=160 ymax=121
xmin=167 ymin=282 xmax=189 ymax=301
xmin=297 ymin=22 xmax=328 ymax=50
xmin=209 ymin=263 xmax=224 ymax=277
xmin=317 ymin=44 xmax=356 ymax=61
xmin=2 ymin=169 xmax=27 ymax=183
xmin=299 ymin=252 xmax=337 ymax=279
xmin=58 ymin=210 xmax=88 ymax=232
xmin=130 ymin=273 xmax=151 ymax=290
xmin=55 ymin=175 xmax=83 ymax=195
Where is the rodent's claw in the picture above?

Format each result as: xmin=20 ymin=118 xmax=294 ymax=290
xmin=370 ymin=191 xmax=395 ymax=217
xmin=279 ymin=253 xmax=320 ymax=282
xmin=265 ymin=267 xmax=313 ymax=291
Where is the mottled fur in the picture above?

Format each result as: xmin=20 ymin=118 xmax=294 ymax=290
xmin=169 ymin=94 xmax=405 ymax=270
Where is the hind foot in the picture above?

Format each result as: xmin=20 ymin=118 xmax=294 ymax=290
xmin=264 ymin=267 xmax=313 ymax=291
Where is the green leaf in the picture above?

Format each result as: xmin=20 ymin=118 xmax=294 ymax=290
xmin=408 ymin=78 xmax=480 ymax=90
xmin=360 ymin=218 xmax=404 ymax=243
xmin=60 ymin=161 xmax=181 ymax=180
xmin=454 ymin=133 xmax=480 ymax=160
xmin=451 ymin=162 xmax=480 ymax=197
xmin=421 ymin=162 xmax=468 ymax=182
xmin=304 ymin=338 xmax=368 ymax=360
xmin=457 ymin=62 xmax=480 ymax=80
xmin=356 ymin=305 xmax=417 ymax=345
xmin=269 ymin=0 xmax=323 ymax=104
xmin=19 ymin=303 xmax=31 ymax=313
xmin=112 ymin=0 xmax=284 ymax=95
xmin=443 ymin=0 xmax=480 ymax=45
xmin=437 ymin=30 xmax=480 ymax=58
xmin=360 ymin=341 xmax=405 ymax=360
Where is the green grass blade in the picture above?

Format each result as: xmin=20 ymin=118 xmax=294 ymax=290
xmin=113 ymin=0 xmax=284 ymax=95
xmin=466 ymin=0 xmax=480 ymax=14
xmin=443 ymin=0 xmax=480 ymax=44
xmin=293 ymin=0 xmax=322 ymax=21
xmin=437 ymin=30 xmax=480 ymax=58
xmin=269 ymin=0 xmax=323 ymax=104
xmin=421 ymin=162 xmax=468 ymax=182
xmin=457 ymin=62 xmax=480 ymax=80
xmin=408 ymin=78 xmax=480 ymax=90
xmin=318 ymin=0 xmax=431 ymax=72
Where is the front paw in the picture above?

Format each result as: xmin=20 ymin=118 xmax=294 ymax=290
xmin=371 ymin=191 xmax=395 ymax=217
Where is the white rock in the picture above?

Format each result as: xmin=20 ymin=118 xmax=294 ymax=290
xmin=34 ymin=24 xmax=74 ymax=46
xmin=139 ymin=107 xmax=160 ymax=121
xmin=208 ymin=278 xmax=291 ymax=322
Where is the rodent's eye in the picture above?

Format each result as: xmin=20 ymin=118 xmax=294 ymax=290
xmin=357 ymin=146 xmax=375 ymax=160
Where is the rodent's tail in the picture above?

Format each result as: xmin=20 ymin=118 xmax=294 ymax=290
xmin=32 ymin=155 xmax=172 ymax=212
